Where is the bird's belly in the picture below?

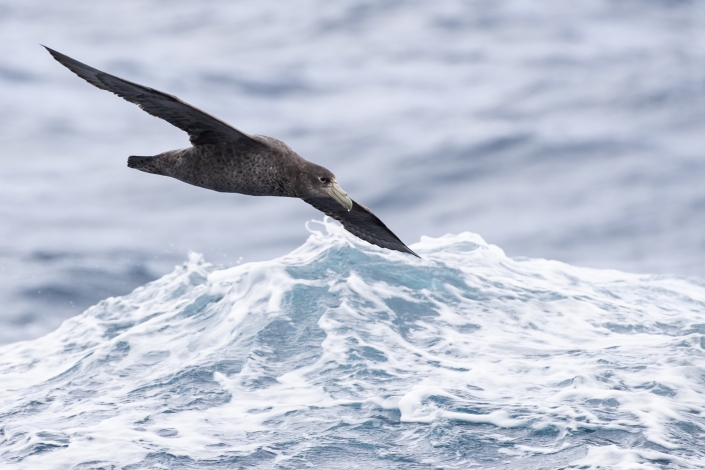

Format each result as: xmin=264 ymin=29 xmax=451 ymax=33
xmin=162 ymin=155 xmax=286 ymax=196
xmin=172 ymin=170 xmax=274 ymax=195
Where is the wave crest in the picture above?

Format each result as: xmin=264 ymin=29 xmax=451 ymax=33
xmin=1 ymin=220 xmax=704 ymax=468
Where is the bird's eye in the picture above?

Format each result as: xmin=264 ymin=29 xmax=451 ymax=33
xmin=319 ymin=177 xmax=330 ymax=184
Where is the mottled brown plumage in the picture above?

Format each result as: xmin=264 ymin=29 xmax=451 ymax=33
xmin=45 ymin=47 xmax=417 ymax=257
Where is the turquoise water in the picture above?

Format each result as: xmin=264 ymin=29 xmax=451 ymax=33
xmin=2 ymin=223 xmax=704 ymax=468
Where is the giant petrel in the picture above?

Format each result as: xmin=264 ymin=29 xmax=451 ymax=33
xmin=45 ymin=47 xmax=417 ymax=257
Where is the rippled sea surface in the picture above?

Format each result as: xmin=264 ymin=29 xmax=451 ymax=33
xmin=1 ymin=0 xmax=704 ymax=343
xmin=1 ymin=225 xmax=704 ymax=469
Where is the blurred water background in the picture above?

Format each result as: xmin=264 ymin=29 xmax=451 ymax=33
xmin=1 ymin=0 xmax=704 ymax=344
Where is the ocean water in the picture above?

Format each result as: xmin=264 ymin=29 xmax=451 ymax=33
xmin=1 ymin=0 xmax=705 ymax=343
xmin=1 ymin=223 xmax=704 ymax=469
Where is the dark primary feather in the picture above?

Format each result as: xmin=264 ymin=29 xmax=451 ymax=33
xmin=304 ymin=198 xmax=419 ymax=257
xmin=44 ymin=46 xmax=260 ymax=147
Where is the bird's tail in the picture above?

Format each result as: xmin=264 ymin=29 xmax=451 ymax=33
xmin=127 ymin=156 xmax=164 ymax=175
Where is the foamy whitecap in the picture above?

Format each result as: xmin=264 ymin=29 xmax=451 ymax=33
xmin=1 ymin=219 xmax=704 ymax=468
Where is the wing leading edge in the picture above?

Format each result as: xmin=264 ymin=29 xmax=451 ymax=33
xmin=44 ymin=46 xmax=260 ymax=147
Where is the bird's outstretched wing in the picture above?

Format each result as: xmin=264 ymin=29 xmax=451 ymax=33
xmin=304 ymin=197 xmax=418 ymax=257
xmin=44 ymin=47 xmax=262 ymax=147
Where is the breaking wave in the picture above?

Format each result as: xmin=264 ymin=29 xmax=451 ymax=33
xmin=1 ymin=220 xmax=704 ymax=469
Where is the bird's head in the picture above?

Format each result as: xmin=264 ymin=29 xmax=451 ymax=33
xmin=298 ymin=162 xmax=353 ymax=211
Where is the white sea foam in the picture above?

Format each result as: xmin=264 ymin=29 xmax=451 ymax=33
xmin=0 ymin=223 xmax=705 ymax=468
xmin=1 ymin=220 xmax=704 ymax=468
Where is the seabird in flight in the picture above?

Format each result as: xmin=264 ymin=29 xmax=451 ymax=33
xmin=45 ymin=47 xmax=417 ymax=257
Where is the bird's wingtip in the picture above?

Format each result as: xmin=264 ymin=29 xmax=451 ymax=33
xmin=42 ymin=45 xmax=61 ymax=60
xmin=42 ymin=46 xmax=69 ymax=63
